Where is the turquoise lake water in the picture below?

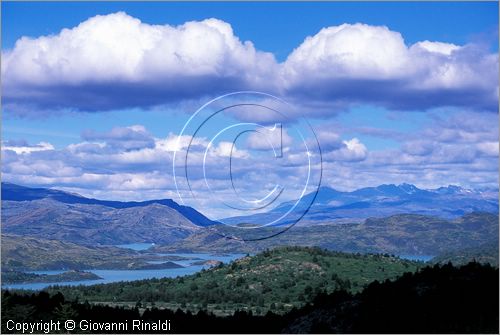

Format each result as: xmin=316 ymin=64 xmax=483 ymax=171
xmin=399 ymin=255 xmax=435 ymax=262
xmin=115 ymin=243 xmax=156 ymax=251
xmin=2 ymin=241 xmax=433 ymax=291
xmin=2 ymin=252 xmax=246 ymax=291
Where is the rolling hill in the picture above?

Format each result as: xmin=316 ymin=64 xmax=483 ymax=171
xmin=1 ymin=234 xmax=170 ymax=270
xmin=154 ymin=212 xmax=499 ymax=256
xmin=44 ymin=246 xmax=422 ymax=314
xmin=432 ymin=241 xmax=499 ymax=267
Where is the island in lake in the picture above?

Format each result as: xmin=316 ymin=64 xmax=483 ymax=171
xmin=2 ymin=269 xmax=102 ymax=284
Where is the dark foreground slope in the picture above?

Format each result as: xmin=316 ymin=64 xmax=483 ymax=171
xmin=2 ymin=262 xmax=497 ymax=333
xmin=285 ymin=261 xmax=499 ymax=333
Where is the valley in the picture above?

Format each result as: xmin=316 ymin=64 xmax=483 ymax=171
xmin=1 ymin=183 xmax=498 ymax=288
xmin=1 ymin=183 xmax=498 ymax=333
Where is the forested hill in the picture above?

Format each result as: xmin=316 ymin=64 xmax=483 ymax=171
xmin=432 ymin=241 xmax=499 ymax=267
xmin=44 ymin=246 xmax=421 ymax=314
xmin=284 ymin=261 xmax=499 ymax=333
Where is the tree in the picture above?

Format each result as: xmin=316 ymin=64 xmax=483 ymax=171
xmin=236 ymin=277 xmax=245 ymax=286
xmin=304 ymin=285 xmax=313 ymax=295
xmin=54 ymin=304 xmax=78 ymax=321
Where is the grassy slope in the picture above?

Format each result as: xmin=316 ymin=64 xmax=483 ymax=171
xmin=45 ymin=246 xmax=421 ymax=314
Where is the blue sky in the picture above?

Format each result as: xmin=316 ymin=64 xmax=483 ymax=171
xmin=3 ymin=2 xmax=498 ymax=53
xmin=1 ymin=2 xmax=498 ymax=218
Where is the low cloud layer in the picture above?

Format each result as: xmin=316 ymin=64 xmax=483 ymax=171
xmin=2 ymin=111 xmax=498 ymax=217
xmin=2 ymin=13 xmax=498 ymax=116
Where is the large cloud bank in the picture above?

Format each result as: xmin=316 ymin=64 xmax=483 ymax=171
xmin=2 ymin=12 xmax=498 ymax=115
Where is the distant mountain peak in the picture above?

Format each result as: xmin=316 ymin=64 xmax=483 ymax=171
xmin=397 ymin=183 xmax=422 ymax=194
xmin=434 ymin=185 xmax=474 ymax=195
xmin=316 ymin=186 xmax=341 ymax=193
xmin=224 ymin=181 xmax=498 ymax=224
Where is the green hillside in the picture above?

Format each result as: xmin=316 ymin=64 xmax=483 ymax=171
xmin=45 ymin=246 xmax=421 ymax=315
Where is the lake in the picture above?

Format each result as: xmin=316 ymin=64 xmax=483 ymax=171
xmin=399 ymin=255 xmax=435 ymax=262
xmin=115 ymin=243 xmax=156 ymax=251
xmin=2 ymin=245 xmax=434 ymax=291
xmin=2 ymin=252 xmax=246 ymax=291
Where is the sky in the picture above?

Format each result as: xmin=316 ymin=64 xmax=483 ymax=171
xmin=1 ymin=2 xmax=499 ymax=219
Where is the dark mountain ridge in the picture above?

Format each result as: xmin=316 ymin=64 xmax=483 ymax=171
xmin=1 ymin=182 xmax=217 ymax=245
xmin=1 ymin=182 xmax=216 ymax=227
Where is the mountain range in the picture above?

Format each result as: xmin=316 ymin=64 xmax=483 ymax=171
xmin=224 ymin=183 xmax=498 ymax=225
xmin=1 ymin=182 xmax=498 ymax=253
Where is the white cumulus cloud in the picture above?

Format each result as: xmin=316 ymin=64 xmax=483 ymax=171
xmin=2 ymin=12 xmax=278 ymax=112
xmin=283 ymin=23 xmax=498 ymax=112
xmin=1 ymin=15 xmax=497 ymax=116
